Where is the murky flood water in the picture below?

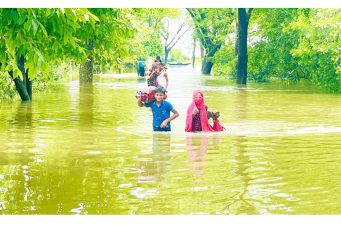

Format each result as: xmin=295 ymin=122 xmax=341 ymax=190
xmin=0 ymin=66 xmax=341 ymax=214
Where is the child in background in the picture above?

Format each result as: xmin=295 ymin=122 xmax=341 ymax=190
xmin=146 ymin=63 xmax=162 ymax=87
xmin=147 ymin=63 xmax=169 ymax=90
xmin=138 ymin=86 xmax=179 ymax=132
xmin=137 ymin=63 xmax=168 ymax=103
xmin=154 ymin=56 xmax=164 ymax=66
xmin=156 ymin=65 xmax=169 ymax=90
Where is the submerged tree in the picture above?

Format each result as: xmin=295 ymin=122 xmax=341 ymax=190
xmin=0 ymin=8 xmax=137 ymax=101
xmin=187 ymin=8 xmax=234 ymax=75
xmin=77 ymin=8 xmax=136 ymax=82
xmin=236 ymin=8 xmax=253 ymax=84
xmin=0 ymin=8 xmax=98 ymax=101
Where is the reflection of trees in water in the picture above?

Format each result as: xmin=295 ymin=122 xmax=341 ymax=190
xmin=79 ymin=84 xmax=94 ymax=127
xmin=0 ymin=102 xmax=40 ymax=213
xmin=53 ymin=83 xmax=97 ymax=214
xmin=1 ymin=102 xmax=89 ymax=214
xmin=137 ymin=133 xmax=171 ymax=183
xmin=225 ymin=135 xmax=258 ymax=214
xmin=222 ymin=90 xmax=258 ymax=214
xmin=129 ymin=133 xmax=172 ymax=214
xmin=3 ymin=83 xmax=100 ymax=214
xmin=234 ymin=89 xmax=247 ymax=120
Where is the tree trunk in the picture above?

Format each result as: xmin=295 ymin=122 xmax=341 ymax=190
xmin=164 ymin=47 xmax=170 ymax=64
xmin=25 ymin=69 xmax=32 ymax=100
xmin=236 ymin=8 xmax=252 ymax=85
xmin=192 ymin=38 xmax=196 ymax=69
xmin=12 ymin=76 xmax=31 ymax=101
xmin=201 ymin=57 xmax=214 ymax=75
xmin=10 ymin=55 xmax=32 ymax=101
xmin=200 ymin=47 xmax=205 ymax=59
xmin=80 ymin=40 xmax=94 ymax=83
xmin=80 ymin=58 xmax=94 ymax=83
xmin=201 ymin=48 xmax=215 ymax=75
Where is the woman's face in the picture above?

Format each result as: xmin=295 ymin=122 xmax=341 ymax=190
xmin=194 ymin=93 xmax=202 ymax=101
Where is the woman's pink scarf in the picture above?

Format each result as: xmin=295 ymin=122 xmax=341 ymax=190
xmin=185 ymin=90 xmax=224 ymax=132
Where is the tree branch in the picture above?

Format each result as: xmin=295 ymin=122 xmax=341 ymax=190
xmin=160 ymin=32 xmax=167 ymax=41
xmin=186 ymin=8 xmax=196 ymax=19
xmin=168 ymin=26 xmax=191 ymax=51
xmin=167 ymin=22 xmax=186 ymax=47
xmin=247 ymin=8 xmax=253 ymax=22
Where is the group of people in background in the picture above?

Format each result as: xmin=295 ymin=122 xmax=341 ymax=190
xmin=136 ymin=56 xmax=177 ymax=132
xmin=136 ymin=56 xmax=225 ymax=133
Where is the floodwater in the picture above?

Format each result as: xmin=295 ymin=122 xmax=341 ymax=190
xmin=0 ymin=66 xmax=340 ymax=214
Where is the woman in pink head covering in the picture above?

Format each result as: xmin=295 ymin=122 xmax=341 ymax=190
xmin=185 ymin=90 xmax=225 ymax=132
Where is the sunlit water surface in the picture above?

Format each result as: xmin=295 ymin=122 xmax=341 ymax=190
xmin=0 ymin=66 xmax=341 ymax=214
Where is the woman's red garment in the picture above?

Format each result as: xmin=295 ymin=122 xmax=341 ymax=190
xmin=212 ymin=118 xmax=225 ymax=131
xmin=185 ymin=90 xmax=225 ymax=132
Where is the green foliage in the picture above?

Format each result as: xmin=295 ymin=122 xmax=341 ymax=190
xmin=212 ymin=43 xmax=236 ymax=78
xmin=139 ymin=8 xmax=180 ymax=56
xmin=120 ymin=8 xmax=179 ymax=71
xmin=33 ymin=63 xmax=78 ymax=92
xmin=85 ymin=8 xmax=137 ymax=69
xmin=247 ymin=9 xmax=340 ymax=92
xmin=128 ymin=32 xmax=163 ymax=61
xmin=0 ymin=8 xmax=139 ymax=100
xmin=0 ymin=73 xmax=17 ymax=101
xmin=288 ymin=9 xmax=341 ymax=92
xmin=247 ymin=9 xmax=302 ymax=83
xmin=169 ymin=49 xmax=190 ymax=62
xmin=143 ymin=34 xmax=163 ymax=58
xmin=0 ymin=8 xmax=99 ymax=80
xmin=188 ymin=8 xmax=234 ymax=60
xmin=209 ymin=8 xmax=340 ymax=92
xmin=0 ymin=62 xmax=79 ymax=101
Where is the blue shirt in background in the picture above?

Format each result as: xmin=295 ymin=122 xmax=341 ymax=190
xmin=145 ymin=100 xmax=174 ymax=131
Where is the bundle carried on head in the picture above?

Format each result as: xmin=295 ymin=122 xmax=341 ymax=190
xmin=136 ymin=86 xmax=156 ymax=103
xmin=136 ymin=86 xmax=167 ymax=103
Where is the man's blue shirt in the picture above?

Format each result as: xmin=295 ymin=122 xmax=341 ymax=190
xmin=145 ymin=100 xmax=173 ymax=131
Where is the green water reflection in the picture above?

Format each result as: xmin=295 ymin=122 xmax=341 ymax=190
xmin=0 ymin=67 xmax=340 ymax=214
